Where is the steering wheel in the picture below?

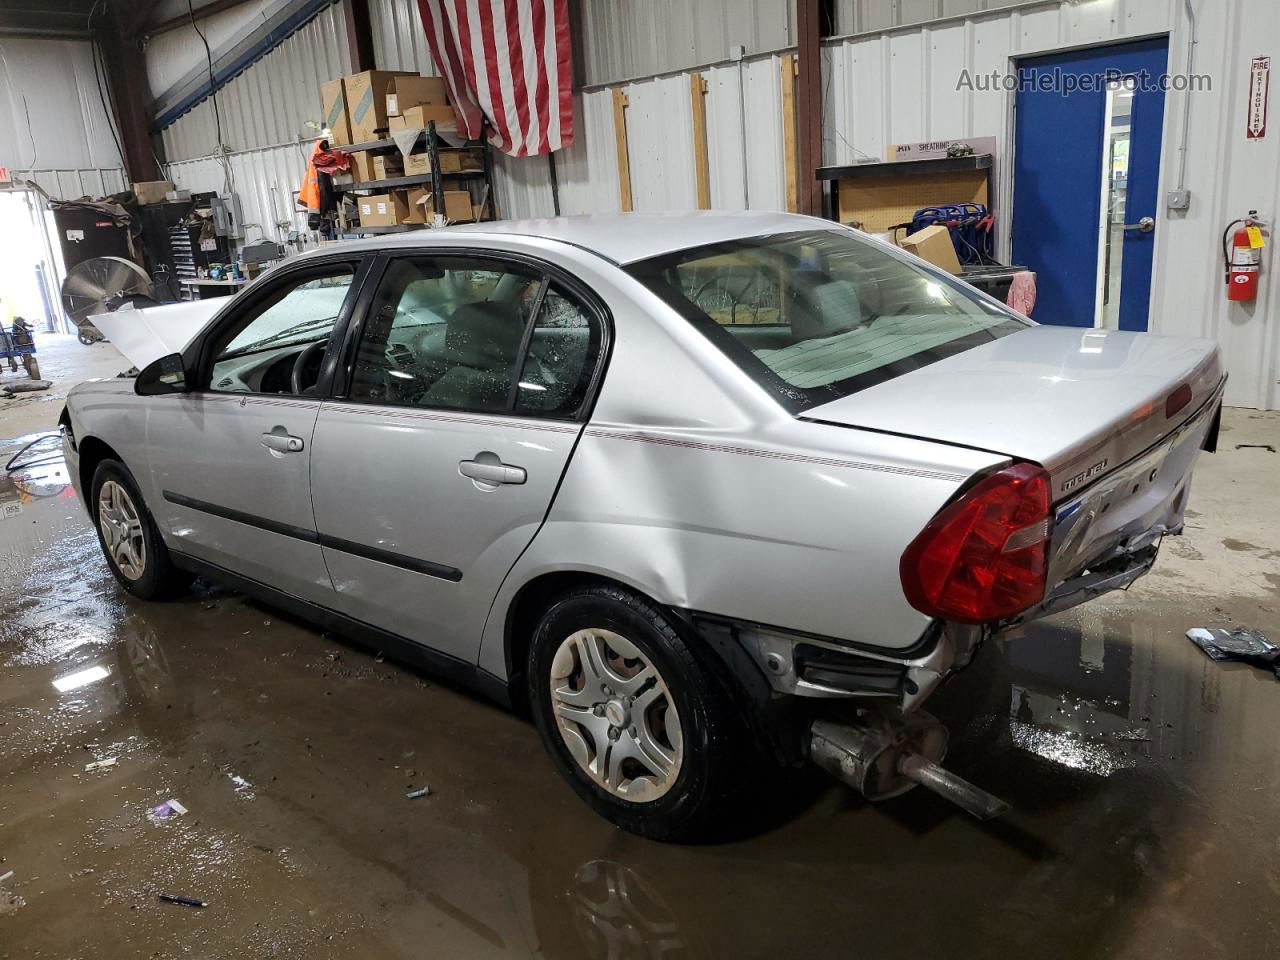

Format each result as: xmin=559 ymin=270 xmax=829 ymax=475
xmin=290 ymin=340 xmax=327 ymax=395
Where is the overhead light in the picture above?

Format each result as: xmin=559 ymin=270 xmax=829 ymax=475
xmin=52 ymin=664 xmax=111 ymax=693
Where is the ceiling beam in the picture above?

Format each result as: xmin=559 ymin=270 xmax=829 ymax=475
xmin=0 ymin=9 xmax=91 ymax=39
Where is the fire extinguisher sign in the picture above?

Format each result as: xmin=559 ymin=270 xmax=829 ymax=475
xmin=1247 ymin=56 xmax=1270 ymax=140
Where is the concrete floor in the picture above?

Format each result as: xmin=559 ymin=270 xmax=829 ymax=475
xmin=2 ymin=334 xmax=1279 ymax=958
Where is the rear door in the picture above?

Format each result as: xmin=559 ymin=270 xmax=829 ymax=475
xmin=309 ymin=252 xmax=607 ymax=662
xmin=146 ymin=259 xmax=365 ymax=605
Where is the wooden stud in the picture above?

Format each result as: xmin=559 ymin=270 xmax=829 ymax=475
xmin=612 ymin=87 xmax=633 ymax=212
xmin=795 ymin=0 xmax=824 ymax=216
xmin=781 ymin=54 xmax=798 ymax=213
xmin=690 ymin=73 xmax=711 ymax=209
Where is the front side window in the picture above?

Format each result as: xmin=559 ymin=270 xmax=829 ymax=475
xmin=348 ymin=257 xmax=601 ymax=418
xmin=626 ymin=230 xmax=1027 ymax=411
xmin=208 ymin=267 xmax=355 ymax=395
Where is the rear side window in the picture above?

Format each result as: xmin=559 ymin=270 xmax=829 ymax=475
xmin=627 ymin=229 xmax=1026 ymax=411
xmin=348 ymin=257 xmax=602 ymax=418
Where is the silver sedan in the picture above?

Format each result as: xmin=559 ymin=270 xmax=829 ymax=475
xmin=61 ymin=212 xmax=1224 ymax=839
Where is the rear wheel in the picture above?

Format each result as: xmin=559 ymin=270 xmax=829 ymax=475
xmin=91 ymin=459 xmax=191 ymax=600
xmin=528 ymin=584 xmax=752 ymax=842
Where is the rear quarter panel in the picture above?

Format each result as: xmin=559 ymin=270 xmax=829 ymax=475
xmin=477 ymin=263 xmax=1008 ymax=677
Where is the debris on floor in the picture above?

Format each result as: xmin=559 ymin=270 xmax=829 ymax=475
xmin=0 ymin=870 xmax=13 ymax=884
xmin=1187 ymin=627 xmax=1280 ymax=678
xmin=147 ymin=798 xmax=190 ymax=822
xmin=1 ymin=380 xmax=51 ymax=395
xmin=157 ymin=893 xmax=208 ymax=909
xmin=406 ymin=786 xmax=430 ymax=799
xmin=84 ymin=757 xmax=118 ymax=772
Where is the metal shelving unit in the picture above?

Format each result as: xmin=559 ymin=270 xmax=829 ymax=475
xmin=335 ymin=122 xmax=497 ymax=234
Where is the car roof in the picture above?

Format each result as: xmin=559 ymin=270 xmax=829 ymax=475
xmin=327 ymin=211 xmax=839 ymax=266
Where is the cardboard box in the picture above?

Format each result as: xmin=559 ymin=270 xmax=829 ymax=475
xmin=402 ymin=152 xmax=432 ymax=176
xmin=440 ymin=149 xmax=483 ymax=173
xmin=899 ymin=224 xmax=962 ymax=275
xmin=400 ymin=150 xmax=481 ymax=176
xmin=345 ymin=70 xmax=415 ymax=142
xmin=133 ymin=180 xmax=176 ymax=205
xmin=349 ymin=150 xmax=377 ymax=183
xmin=415 ymin=189 xmax=475 ymax=223
xmin=403 ymin=186 xmax=430 ymax=224
xmin=320 ymin=78 xmax=351 ymax=146
xmin=357 ymin=192 xmax=412 ymax=227
xmin=386 ymin=75 xmax=449 ymax=115
xmin=371 ymin=154 xmax=403 ymax=180
xmin=389 ymin=104 xmax=456 ymax=131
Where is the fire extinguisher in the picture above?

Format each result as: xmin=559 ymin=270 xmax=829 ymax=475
xmin=1222 ymin=211 xmax=1266 ymax=302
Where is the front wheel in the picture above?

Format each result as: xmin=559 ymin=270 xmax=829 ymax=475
xmin=91 ymin=459 xmax=191 ymax=600
xmin=527 ymin=584 xmax=753 ymax=842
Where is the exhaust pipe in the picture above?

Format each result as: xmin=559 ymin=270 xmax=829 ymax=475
xmin=811 ymin=712 xmax=1010 ymax=820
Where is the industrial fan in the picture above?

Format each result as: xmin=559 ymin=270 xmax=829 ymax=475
xmin=61 ymin=256 xmax=159 ymax=345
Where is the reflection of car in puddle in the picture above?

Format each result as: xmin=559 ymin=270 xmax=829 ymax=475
xmin=48 ymin=619 xmax=176 ymax=715
xmin=569 ymin=861 xmax=690 ymax=960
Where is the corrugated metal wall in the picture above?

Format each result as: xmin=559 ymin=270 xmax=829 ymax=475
xmin=167 ymin=141 xmax=317 ymax=243
xmin=831 ymin=0 xmax=1052 ymax=37
xmin=0 ymin=37 xmax=127 ymax=198
xmin=493 ymin=53 xmax=791 ymax=220
xmin=576 ymin=0 xmax=792 ymax=86
xmin=145 ymin=0 xmax=279 ymax=97
xmin=369 ymin=0 xmax=437 ymax=73
xmin=1149 ymin=0 xmax=1280 ymax=412
xmin=159 ymin=4 xmax=351 ymax=161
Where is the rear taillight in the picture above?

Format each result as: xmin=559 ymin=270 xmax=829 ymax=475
xmin=1166 ymin=383 xmax=1192 ymax=418
xmin=899 ymin=463 xmax=1052 ymax=625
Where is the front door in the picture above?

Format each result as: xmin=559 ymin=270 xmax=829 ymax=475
xmin=145 ymin=262 xmax=361 ymax=604
xmin=1012 ymin=37 xmax=1169 ymax=331
xmin=309 ymin=254 xmax=605 ymax=663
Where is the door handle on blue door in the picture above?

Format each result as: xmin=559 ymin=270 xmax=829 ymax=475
xmin=1124 ymin=216 xmax=1155 ymax=233
xmin=459 ymin=456 xmax=526 ymax=486
xmin=261 ymin=429 xmax=305 ymax=454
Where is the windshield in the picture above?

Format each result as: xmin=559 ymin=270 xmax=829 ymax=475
xmin=626 ymin=229 xmax=1028 ymax=412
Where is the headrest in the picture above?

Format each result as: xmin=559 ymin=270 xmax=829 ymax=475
xmin=445 ymin=301 xmax=524 ymax=369
xmin=790 ymin=279 xmax=863 ymax=341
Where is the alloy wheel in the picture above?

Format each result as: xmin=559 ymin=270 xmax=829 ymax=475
xmin=549 ymin=628 xmax=683 ymax=802
xmin=97 ymin=480 xmax=147 ymax=581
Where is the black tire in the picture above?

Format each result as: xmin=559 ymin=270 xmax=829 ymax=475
xmin=90 ymin=459 xmax=192 ymax=600
xmin=527 ymin=584 xmax=752 ymax=842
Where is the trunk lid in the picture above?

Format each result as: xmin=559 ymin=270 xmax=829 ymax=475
xmin=800 ymin=325 xmax=1222 ymax=501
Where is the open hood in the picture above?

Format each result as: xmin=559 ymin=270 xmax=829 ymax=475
xmin=90 ymin=299 xmax=224 ymax=371
xmin=802 ymin=326 xmax=1223 ymax=499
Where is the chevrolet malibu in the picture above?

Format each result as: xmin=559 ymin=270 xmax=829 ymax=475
xmin=61 ymin=212 xmax=1224 ymax=840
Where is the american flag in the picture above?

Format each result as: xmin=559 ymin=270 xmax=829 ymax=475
xmin=416 ymin=0 xmax=575 ymax=157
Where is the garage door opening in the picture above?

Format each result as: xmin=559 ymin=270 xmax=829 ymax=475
xmin=0 ymin=189 xmax=67 ymax=335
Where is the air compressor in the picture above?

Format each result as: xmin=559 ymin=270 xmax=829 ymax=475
xmin=1223 ymin=211 xmax=1267 ymax=302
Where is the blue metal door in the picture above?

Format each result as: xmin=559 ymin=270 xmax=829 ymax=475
xmin=1012 ymin=38 xmax=1168 ymax=331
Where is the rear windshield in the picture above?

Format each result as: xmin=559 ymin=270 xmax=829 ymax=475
xmin=626 ymin=229 xmax=1027 ymax=412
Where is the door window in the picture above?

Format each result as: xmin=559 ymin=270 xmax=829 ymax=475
xmin=207 ymin=267 xmax=355 ymax=395
xmin=514 ymin=289 xmax=601 ymax=416
xmin=348 ymin=257 xmax=601 ymax=418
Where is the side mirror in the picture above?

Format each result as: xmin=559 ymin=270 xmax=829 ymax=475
xmin=135 ymin=352 xmax=191 ymax=396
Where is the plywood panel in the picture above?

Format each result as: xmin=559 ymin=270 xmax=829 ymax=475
xmin=836 ymin=168 xmax=989 ymax=234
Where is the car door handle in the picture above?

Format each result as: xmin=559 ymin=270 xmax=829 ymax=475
xmin=459 ymin=458 xmax=526 ymax=485
xmin=1124 ymin=216 xmax=1155 ymax=233
xmin=261 ymin=430 xmax=305 ymax=453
